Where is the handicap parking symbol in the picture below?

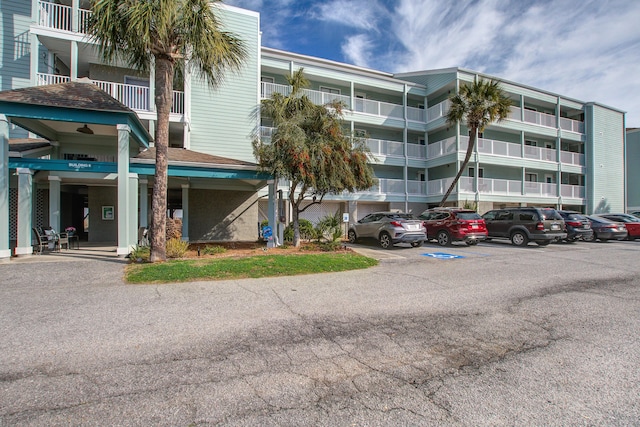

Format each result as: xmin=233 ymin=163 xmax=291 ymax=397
xmin=421 ymin=252 xmax=465 ymax=259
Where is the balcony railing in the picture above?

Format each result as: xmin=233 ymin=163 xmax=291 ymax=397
xmin=508 ymin=106 xmax=584 ymax=133
xmin=427 ymin=99 xmax=450 ymax=123
xmin=430 ymin=135 xmax=584 ymax=166
xmin=359 ymin=178 xmax=425 ymax=196
xmin=436 ymin=177 xmax=584 ymax=199
xmin=38 ymin=1 xmax=91 ymax=33
xmin=37 ymin=73 xmax=184 ymax=114
xmin=260 ymin=82 xmax=426 ymax=123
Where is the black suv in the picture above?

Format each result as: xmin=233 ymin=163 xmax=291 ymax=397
xmin=556 ymin=210 xmax=594 ymax=242
xmin=482 ymin=207 xmax=566 ymax=246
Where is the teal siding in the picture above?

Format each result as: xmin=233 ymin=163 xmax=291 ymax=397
xmin=626 ymin=129 xmax=640 ymax=209
xmin=189 ymin=7 xmax=260 ymax=162
xmin=0 ymin=0 xmax=32 ymax=91
xmin=585 ymin=104 xmax=625 ymax=213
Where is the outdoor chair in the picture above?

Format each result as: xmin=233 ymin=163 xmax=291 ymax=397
xmin=33 ymin=227 xmax=56 ymax=254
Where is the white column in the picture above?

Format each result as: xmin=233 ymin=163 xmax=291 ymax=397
xmin=14 ymin=168 xmax=34 ymax=256
xmin=183 ymin=56 xmax=192 ymax=150
xmin=48 ymin=175 xmax=61 ymax=232
xmin=71 ymin=0 xmax=79 ymax=32
xmin=129 ymin=173 xmax=139 ymax=248
xmin=70 ymin=41 xmax=78 ymax=80
xmin=139 ymin=178 xmax=149 ymax=228
xmin=116 ymin=124 xmax=131 ymax=256
xmin=0 ymin=115 xmax=11 ymax=260
xmin=181 ymin=183 xmax=189 ymax=242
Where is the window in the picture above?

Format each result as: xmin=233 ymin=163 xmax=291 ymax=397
xmin=261 ymin=76 xmax=275 ymax=83
xmin=354 ymin=129 xmax=367 ymax=138
xmin=525 ymin=139 xmax=537 ymax=146
xmin=320 ymin=86 xmax=341 ymax=94
xmin=468 ymin=167 xmax=484 ymax=178
xmin=525 ymin=173 xmax=537 ymax=182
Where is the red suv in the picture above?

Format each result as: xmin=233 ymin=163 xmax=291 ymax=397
xmin=418 ymin=208 xmax=488 ymax=246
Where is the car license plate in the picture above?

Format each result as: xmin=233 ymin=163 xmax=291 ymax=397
xmin=551 ymin=224 xmax=560 ymax=230
xmin=584 ymin=224 xmax=590 ymax=229
xmin=471 ymin=224 xmax=478 ymax=229
xmin=407 ymin=224 xmax=417 ymax=231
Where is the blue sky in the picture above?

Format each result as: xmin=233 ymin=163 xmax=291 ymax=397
xmin=227 ymin=0 xmax=640 ymax=127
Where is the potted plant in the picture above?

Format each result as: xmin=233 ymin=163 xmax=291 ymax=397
xmin=65 ymin=226 xmax=76 ymax=236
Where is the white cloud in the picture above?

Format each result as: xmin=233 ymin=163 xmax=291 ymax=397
xmin=310 ymin=0 xmax=386 ymax=31
xmin=341 ymin=34 xmax=374 ymax=68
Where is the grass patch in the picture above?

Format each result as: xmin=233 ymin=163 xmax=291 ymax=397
xmin=125 ymin=252 xmax=378 ymax=284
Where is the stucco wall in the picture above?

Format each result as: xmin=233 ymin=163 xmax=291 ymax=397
xmin=189 ymin=189 xmax=259 ymax=241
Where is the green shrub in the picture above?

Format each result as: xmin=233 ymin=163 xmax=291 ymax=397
xmin=129 ymin=245 xmax=150 ymax=263
xmin=203 ymin=245 xmax=227 ymax=255
xmin=315 ymin=211 xmax=344 ymax=243
xmin=166 ymin=237 xmax=189 ymax=258
xmin=284 ymin=218 xmax=315 ymax=242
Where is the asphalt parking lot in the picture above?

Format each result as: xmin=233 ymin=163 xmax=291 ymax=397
xmin=1 ymin=238 xmax=639 ymax=425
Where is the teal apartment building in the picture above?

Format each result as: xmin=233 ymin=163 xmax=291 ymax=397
xmin=0 ymin=1 xmax=627 ymax=259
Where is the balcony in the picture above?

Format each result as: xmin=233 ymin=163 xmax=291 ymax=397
xmin=37 ymin=73 xmax=184 ymax=115
xmin=508 ymin=106 xmax=584 ymax=133
xmin=261 ymin=82 xmax=426 ymax=123
xmin=359 ymin=178 xmax=425 ymax=196
xmin=38 ymin=1 xmax=91 ymax=34
xmin=433 ymin=177 xmax=584 ymax=199
xmin=426 ymin=99 xmax=451 ymax=123
xmin=428 ymin=135 xmax=585 ymax=166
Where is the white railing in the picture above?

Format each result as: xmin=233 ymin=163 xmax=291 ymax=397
xmin=366 ymin=139 xmax=404 ymax=158
xmin=523 ymin=145 xmax=557 ymax=162
xmin=560 ymin=151 xmax=585 ymax=166
xmin=560 ymin=117 xmax=585 ymax=133
xmin=561 ymin=184 xmax=585 ymax=199
xmin=478 ymin=178 xmax=522 ymax=195
xmin=38 ymin=1 xmax=91 ymax=33
xmin=427 ymin=178 xmax=455 ymax=195
xmin=355 ymin=98 xmax=403 ymax=119
xmin=302 ymin=89 xmax=351 ymax=107
xmin=260 ymin=126 xmax=275 ymax=140
xmin=524 ymin=181 xmax=557 ymax=197
xmin=427 ymin=99 xmax=451 ymax=123
xmin=427 ymin=136 xmax=456 ymax=159
xmin=36 ymin=73 xmax=184 ymax=114
xmin=460 ymin=136 xmax=521 ymax=158
xmin=407 ymin=106 xmax=426 ymax=122
xmin=508 ymin=106 xmax=584 ymax=134
xmin=407 ymin=143 xmax=426 ymax=159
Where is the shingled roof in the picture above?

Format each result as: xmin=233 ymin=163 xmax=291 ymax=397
xmin=0 ymin=81 xmax=131 ymax=113
xmin=8 ymin=138 xmax=51 ymax=153
xmin=134 ymin=147 xmax=257 ymax=168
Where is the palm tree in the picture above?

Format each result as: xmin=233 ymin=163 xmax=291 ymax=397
xmin=440 ymin=78 xmax=511 ymax=206
xmin=88 ymin=0 xmax=246 ymax=262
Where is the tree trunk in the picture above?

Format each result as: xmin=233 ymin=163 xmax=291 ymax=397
xmin=440 ymin=129 xmax=477 ymax=207
xmin=290 ymin=191 xmax=301 ymax=248
xmin=149 ymin=56 xmax=174 ymax=262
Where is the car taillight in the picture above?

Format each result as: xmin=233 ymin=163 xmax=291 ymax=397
xmin=566 ymin=221 xmax=581 ymax=227
xmin=390 ymin=221 xmax=403 ymax=227
xmin=536 ymin=222 xmax=545 ymax=230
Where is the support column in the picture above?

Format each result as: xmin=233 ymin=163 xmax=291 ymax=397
xmin=267 ymin=180 xmax=277 ymax=247
xmin=139 ymin=178 xmax=149 ymax=228
xmin=48 ymin=175 xmax=61 ymax=232
xmin=14 ymin=168 xmax=34 ymax=256
xmin=129 ymin=173 xmax=139 ymax=248
xmin=0 ymin=115 xmax=11 ymax=260
xmin=70 ymin=41 xmax=78 ymax=80
xmin=181 ymin=183 xmax=189 ymax=241
xmin=116 ymin=124 xmax=131 ymax=256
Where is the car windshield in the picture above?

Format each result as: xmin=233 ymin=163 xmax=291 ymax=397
xmin=457 ymin=212 xmax=482 ymax=220
xmin=540 ymin=209 xmax=562 ymax=220
xmin=388 ymin=213 xmax=416 ymax=220
xmin=566 ymin=213 xmax=587 ymax=220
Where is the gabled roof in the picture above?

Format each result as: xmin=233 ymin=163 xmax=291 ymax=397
xmin=0 ymin=81 xmax=131 ymax=113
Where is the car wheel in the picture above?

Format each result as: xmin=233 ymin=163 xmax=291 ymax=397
xmin=536 ymin=241 xmax=551 ymax=246
xmin=347 ymin=230 xmax=357 ymax=243
xmin=379 ymin=232 xmax=392 ymax=249
xmin=466 ymin=240 xmax=479 ymax=246
xmin=511 ymin=231 xmax=529 ymax=247
xmin=437 ymin=230 xmax=451 ymax=246
xmin=411 ymin=241 xmax=422 ymax=248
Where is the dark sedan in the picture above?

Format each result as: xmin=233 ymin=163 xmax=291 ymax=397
xmin=592 ymin=214 xmax=640 ymax=240
xmin=585 ymin=215 xmax=629 ymax=242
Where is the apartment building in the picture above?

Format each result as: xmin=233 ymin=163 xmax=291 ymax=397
xmin=0 ymin=1 xmax=626 ymax=259
xmin=627 ymin=128 xmax=640 ymax=213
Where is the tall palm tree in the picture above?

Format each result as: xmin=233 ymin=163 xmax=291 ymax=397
xmin=88 ymin=0 xmax=246 ymax=261
xmin=440 ymin=78 xmax=511 ymax=206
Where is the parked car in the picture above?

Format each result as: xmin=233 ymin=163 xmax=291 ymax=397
xmin=584 ymin=216 xmax=628 ymax=242
xmin=591 ymin=213 xmax=640 ymax=240
xmin=348 ymin=212 xmax=427 ymax=249
xmin=629 ymin=211 xmax=640 ymax=219
xmin=418 ymin=208 xmax=487 ymax=246
xmin=482 ymin=207 xmax=566 ymax=246
xmin=556 ymin=210 xmax=594 ymax=242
